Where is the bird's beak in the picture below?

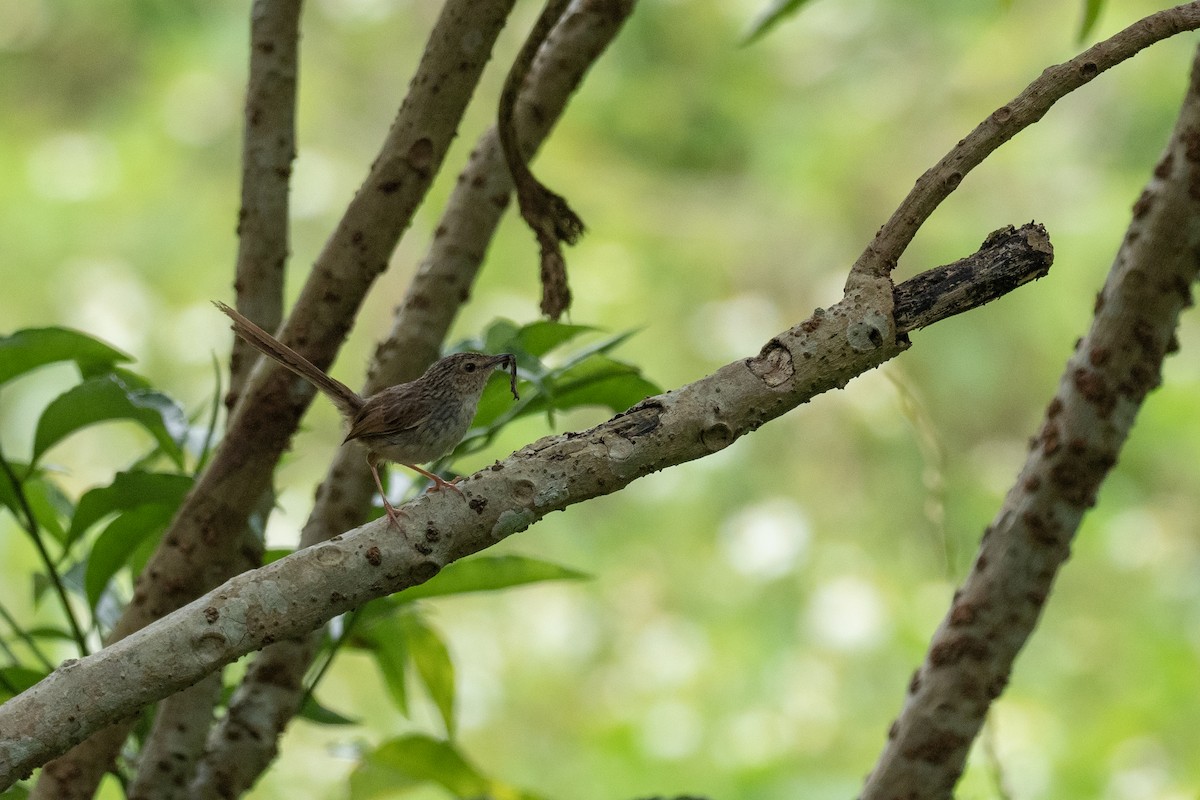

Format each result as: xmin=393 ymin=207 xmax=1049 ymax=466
xmin=490 ymin=353 xmax=519 ymax=400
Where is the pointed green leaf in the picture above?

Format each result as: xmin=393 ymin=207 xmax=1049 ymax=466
xmin=0 ymin=327 xmax=130 ymax=387
xmin=25 ymin=625 xmax=75 ymax=643
xmin=32 ymin=374 xmax=188 ymax=467
xmin=349 ymin=735 xmax=488 ymax=800
xmin=21 ymin=475 xmax=72 ymax=543
xmin=84 ymin=503 xmax=175 ymax=610
xmin=742 ymin=0 xmax=816 ymax=45
xmin=349 ymin=621 xmax=410 ymax=715
xmin=1079 ymin=0 xmax=1105 ymax=41
xmin=298 ymin=693 xmax=360 ymax=726
xmin=397 ymin=555 xmax=588 ymax=602
xmin=0 ymin=666 xmax=47 ymax=702
xmin=479 ymin=319 xmax=522 ymax=356
xmin=496 ymin=356 xmax=657 ymax=424
xmin=68 ymin=471 xmax=192 ymax=546
xmin=398 ymin=613 xmax=456 ymax=737
xmin=513 ymin=320 xmax=597 ymax=357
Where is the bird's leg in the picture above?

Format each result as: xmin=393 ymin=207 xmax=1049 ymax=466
xmin=403 ymin=463 xmax=464 ymax=495
xmin=366 ymin=453 xmax=406 ymax=529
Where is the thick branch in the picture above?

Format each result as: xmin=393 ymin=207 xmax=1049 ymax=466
xmin=850 ymin=0 xmax=1200 ymax=282
xmin=31 ymin=4 xmax=305 ymax=796
xmin=28 ymin=4 xmax=517 ymax=796
xmin=0 ymin=227 xmax=1052 ymax=786
xmin=862 ymin=47 xmax=1200 ymax=800
xmin=108 ymin=0 xmax=517 ymax=641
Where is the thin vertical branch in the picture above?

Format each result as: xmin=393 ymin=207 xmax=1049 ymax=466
xmin=227 ymin=0 xmax=303 ymax=410
xmin=32 ymin=3 xmax=305 ymax=797
xmin=862 ymin=45 xmax=1200 ymax=800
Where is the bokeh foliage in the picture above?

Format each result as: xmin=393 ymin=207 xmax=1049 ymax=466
xmin=2 ymin=0 xmax=1200 ymax=798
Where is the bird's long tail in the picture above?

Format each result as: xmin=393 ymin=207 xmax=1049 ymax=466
xmin=215 ymin=301 xmax=363 ymax=417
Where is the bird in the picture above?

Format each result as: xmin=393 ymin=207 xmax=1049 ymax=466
xmin=215 ymin=301 xmax=518 ymax=527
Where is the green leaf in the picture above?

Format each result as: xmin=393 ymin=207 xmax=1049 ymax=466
xmin=298 ymin=693 xmax=359 ymax=726
xmin=0 ymin=456 xmax=29 ymax=526
xmin=32 ymin=374 xmax=188 ymax=468
xmin=349 ymin=618 xmax=410 ymax=715
xmin=68 ymin=471 xmax=192 ymax=546
xmin=0 ymin=666 xmax=47 ymax=702
xmin=263 ymin=547 xmax=293 ymax=565
xmin=471 ymin=318 xmax=598 ymax=360
xmin=513 ymin=321 xmax=597 ymax=358
xmin=25 ymin=625 xmax=75 ymax=642
xmin=1079 ymin=0 xmax=1105 ymax=41
xmin=398 ymin=613 xmax=456 ymax=737
xmin=21 ymin=475 xmax=73 ymax=544
xmin=471 ymin=370 xmax=528 ymax=429
xmin=479 ymin=318 xmax=522 ymax=356
xmin=84 ymin=503 xmax=175 ymax=610
xmin=349 ymin=735 xmax=488 ymax=800
xmin=742 ymin=0 xmax=817 ymax=45
xmin=0 ymin=783 xmax=30 ymax=800
xmin=397 ymin=555 xmax=588 ymax=602
xmin=0 ymin=327 xmax=130 ymax=387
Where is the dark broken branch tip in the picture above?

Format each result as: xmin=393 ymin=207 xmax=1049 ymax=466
xmin=893 ymin=221 xmax=1055 ymax=333
xmin=539 ymin=248 xmax=571 ymax=321
xmin=520 ymin=180 xmax=586 ymax=246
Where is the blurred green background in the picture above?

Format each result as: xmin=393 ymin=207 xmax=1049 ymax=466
xmin=2 ymin=0 xmax=1200 ymax=798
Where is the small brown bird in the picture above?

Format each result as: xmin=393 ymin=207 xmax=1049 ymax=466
xmin=215 ymin=301 xmax=518 ymax=527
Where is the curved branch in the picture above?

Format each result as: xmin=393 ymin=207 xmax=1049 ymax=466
xmin=0 ymin=227 xmax=1052 ymax=787
xmin=862 ymin=46 xmax=1200 ymax=800
xmin=498 ymin=0 xmax=585 ymax=319
xmin=850 ymin=0 xmax=1200 ymax=283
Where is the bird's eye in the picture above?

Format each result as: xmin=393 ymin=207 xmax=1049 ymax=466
xmin=463 ymin=362 xmax=477 ymax=373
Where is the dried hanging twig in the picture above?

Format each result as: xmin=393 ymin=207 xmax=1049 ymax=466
xmin=498 ymin=0 xmax=585 ymax=320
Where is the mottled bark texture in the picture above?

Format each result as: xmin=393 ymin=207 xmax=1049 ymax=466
xmin=862 ymin=44 xmax=1200 ymax=800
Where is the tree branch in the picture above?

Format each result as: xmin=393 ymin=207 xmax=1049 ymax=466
xmin=227 ymin=0 xmax=302 ymax=410
xmin=850 ymin=0 xmax=1200 ymax=283
xmin=0 ymin=226 xmax=1052 ymax=787
xmin=185 ymin=3 xmax=637 ymax=795
xmin=862 ymin=45 xmax=1200 ymax=800
xmin=28 ymin=3 xmax=519 ymax=797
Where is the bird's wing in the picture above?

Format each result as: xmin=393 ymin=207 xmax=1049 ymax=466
xmin=343 ymin=384 xmax=434 ymax=443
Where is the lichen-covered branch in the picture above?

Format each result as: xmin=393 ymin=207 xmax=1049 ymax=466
xmin=0 ymin=227 xmax=1052 ymax=787
xmin=861 ymin=46 xmax=1200 ymax=800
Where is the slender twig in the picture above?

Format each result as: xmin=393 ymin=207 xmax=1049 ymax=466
xmin=0 ymin=601 xmax=54 ymax=673
xmin=0 ymin=447 xmax=87 ymax=656
xmin=850 ymin=1 xmax=1200 ymax=283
